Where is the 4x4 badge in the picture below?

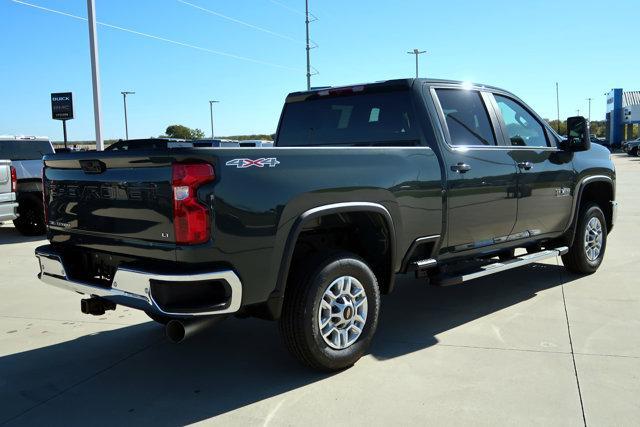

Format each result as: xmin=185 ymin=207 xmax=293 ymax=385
xmin=226 ymin=158 xmax=280 ymax=168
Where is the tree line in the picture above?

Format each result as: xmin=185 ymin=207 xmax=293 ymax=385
xmin=545 ymin=119 xmax=606 ymax=138
xmin=163 ymin=124 xmax=274 ymax=141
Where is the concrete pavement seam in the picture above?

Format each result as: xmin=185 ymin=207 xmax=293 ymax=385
xmin=557 ymin=257 xmax=587 ymax=427
xmin=378 ymin=338 xmax=572 ymax=356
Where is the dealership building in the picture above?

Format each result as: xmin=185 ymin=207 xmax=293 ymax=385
xmin=607 ymin=89 xmax=640 ymax=145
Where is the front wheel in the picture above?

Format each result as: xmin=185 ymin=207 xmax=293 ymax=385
xmin=279 ymin=252 xmax=381 ymax=371
xmin=562 ymin=203 xmax=607 ymax=274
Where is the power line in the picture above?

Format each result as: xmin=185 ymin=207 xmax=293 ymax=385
xmin=12 ymin=0 xmax=299 ymax=71
xmin=177 ymin=0 xmax=301 ymax=44
xmin=269 ymin=0 xmax=305 ymax=16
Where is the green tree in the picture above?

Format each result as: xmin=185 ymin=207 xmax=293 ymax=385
xmin=164 ymin=125 xmax=205 ymax=140
xmin=191 ymin=128 xmax=205 ymax=139
xmin=545 ymin=119 xmax=607 ymax=138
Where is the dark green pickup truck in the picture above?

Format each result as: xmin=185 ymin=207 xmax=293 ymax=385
xmin=36 ymin=79 xmax=617 ymax=371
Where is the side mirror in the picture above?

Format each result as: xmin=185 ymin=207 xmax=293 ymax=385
xmin=560 ymin=116 xmax=591 ymax=152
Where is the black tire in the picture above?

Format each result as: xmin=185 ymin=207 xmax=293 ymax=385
xmin=562 ymin=203 xmax=607 ymax=274
xmin=632 ymin=147 xmax=639 ymax=157
xmin=13 ymin=196 xmax=46 ymax=236
xmin=279 ymin=251 xmax=381 ymax=371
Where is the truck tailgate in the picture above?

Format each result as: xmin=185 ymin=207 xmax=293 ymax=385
xmin=44 ymin=155 xmax=174 ymax=243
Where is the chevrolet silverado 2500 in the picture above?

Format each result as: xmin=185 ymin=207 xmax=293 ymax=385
xmin=35 ymin=79 xmax=617 ymax=371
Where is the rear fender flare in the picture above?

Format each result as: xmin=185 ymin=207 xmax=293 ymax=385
xmin=269 ymin=202 xmax=396 ymax=318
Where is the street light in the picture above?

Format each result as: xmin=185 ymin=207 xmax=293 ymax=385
xmin=121 ymin=91 xmax=135 ymax=140
xmin=586 ymin=97 xmax=592 ymax=122
xmin=209 ymin=100 xmax=219 ymax=139
xmin=406 ymin=49 xmax=427 ymax=78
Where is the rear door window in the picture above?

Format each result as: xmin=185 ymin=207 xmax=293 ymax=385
xmin=435 ymin=89 xmax=497 ymax=146
xmin=277 ymin=90 xmax=419 ymax=147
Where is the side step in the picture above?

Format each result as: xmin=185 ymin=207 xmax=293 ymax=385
xmin=432 ymin=246 xmax=569 ymax=287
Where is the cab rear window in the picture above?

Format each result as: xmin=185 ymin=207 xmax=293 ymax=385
xmin=277 ymin=91 xmax=419 ymax=147
xmin=0 ymin=140 xmax=54 ymax=160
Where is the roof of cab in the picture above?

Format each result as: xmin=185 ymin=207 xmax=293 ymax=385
xmin=285 ymin=78 xmax=507 ymax=102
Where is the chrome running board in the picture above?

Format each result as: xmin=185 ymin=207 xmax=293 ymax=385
xmin=432 ymin=246 xmax=569 ymax=287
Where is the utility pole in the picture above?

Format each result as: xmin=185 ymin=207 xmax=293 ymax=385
xmin=577 ymin=109 xmax=580 ymax=116
xmin=586 ymin=97 xmax=592 ymax=122
xmin=121 ymin=91 xmax=134 ymax=140
xmin=556 ymin=82 xmax=560 ymax=133
xmin=305 ymin=0 xmax=314 ymax=90
xmin=87 ymin=0 xmax=104 ymax=151
xmin=209 ymin=100 xmax=219 ymax=139
xmin=407 ymin=49 xmax=427 ymax=78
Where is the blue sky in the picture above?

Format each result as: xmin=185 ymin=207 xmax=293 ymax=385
xmin=1 ymin=0 xmax=635 ymax=141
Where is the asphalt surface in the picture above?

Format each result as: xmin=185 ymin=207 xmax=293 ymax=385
xmin=0 ymin=153 xmax=638 ymax=426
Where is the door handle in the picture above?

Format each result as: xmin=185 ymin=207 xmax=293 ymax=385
xmin=450 ymin=163 xmax=471 ymax=173
xmin=517 ymin=161 xmax=533 ymax=170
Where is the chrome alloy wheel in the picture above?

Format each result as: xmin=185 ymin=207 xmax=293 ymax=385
xmin=584 ymin=217 xmax=603 ymax=262
xmin=318 ymin=275 xmax=368 ymax=350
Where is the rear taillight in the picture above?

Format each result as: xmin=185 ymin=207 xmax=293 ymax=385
xmin=10 ymin=166 xmax=16 ymax=193
xmin=172 ymin=163 xmax=214 ymax=245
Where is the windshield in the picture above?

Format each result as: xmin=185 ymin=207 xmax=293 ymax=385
xmin=0 ymin=140 xmax=54 ymax=160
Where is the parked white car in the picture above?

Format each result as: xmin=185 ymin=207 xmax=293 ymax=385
xmin=0 ymin=136 xmax=54 ymax=235
xmin=0 ymin=160 xmax=18 ymax=222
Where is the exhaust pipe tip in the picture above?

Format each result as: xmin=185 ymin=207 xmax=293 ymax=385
xmin=166 ymin=320 xmax=187 ymax=343
xmin=165 ymin=316 xmax=225 ymax=343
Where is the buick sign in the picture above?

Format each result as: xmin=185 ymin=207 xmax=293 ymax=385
xmin=51 ymin=92 xmax=74 ymax=120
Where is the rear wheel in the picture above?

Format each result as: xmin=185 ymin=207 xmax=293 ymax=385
xmin=279 ymin=252 xmax=380 ymax=371
xmin=13 ymin=195 xmax=46 ymax=236
xmin=562 ymin=203 xmax=607 ymax=274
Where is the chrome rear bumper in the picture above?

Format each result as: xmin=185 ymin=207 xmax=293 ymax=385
xmin=35 ymin=246 xmax=242 ymax=317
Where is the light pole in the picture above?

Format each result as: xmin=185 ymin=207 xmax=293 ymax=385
xmin=556 ymin=82 xmax=560 ymax=133
xmin=577 ymin=109 xmax=580 ymax=116
xmin=209 ymin=100 xmax=219 ymax=139
xmin=121 ymin=91 xmax=134 ymax=140
xmin=586 ymin=97 xmax=592 ymax=122
xmin=87 ymin=0 xmax=104 ymax=150
xmin=407 ymin=49 xmax=427 ymax=78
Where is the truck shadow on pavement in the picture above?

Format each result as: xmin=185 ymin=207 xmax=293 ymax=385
xmin=0 ymin=262 xmax=579 ymax=425
xmin=0 ymin=226 xmax=46 ymax=244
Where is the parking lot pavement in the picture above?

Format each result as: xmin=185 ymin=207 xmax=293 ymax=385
xmin=0 ymin=153 xmax=638 ymax=426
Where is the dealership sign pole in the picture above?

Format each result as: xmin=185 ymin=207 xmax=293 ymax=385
xmin=87 ymin=0 xmax=104 ymax=151
xmin=51 ymin=92 xmax=74 ymax=149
